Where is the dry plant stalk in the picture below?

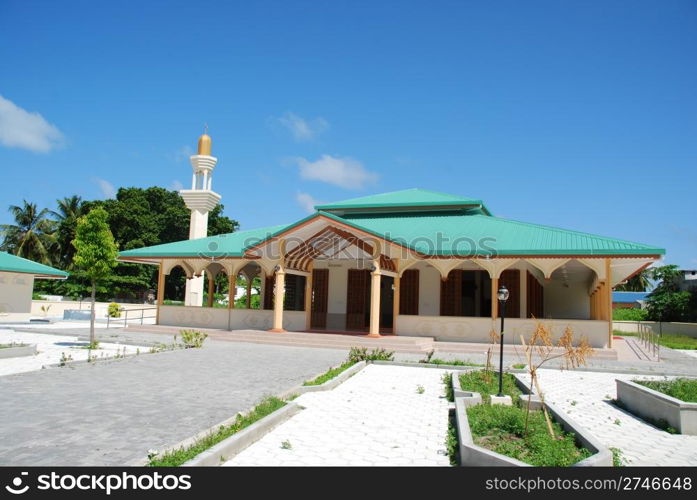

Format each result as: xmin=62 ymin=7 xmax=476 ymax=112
xmin=521 ymin=322 xmax=594 ymax=438
xmin=484 ymin=327 xmax=499 ymax=383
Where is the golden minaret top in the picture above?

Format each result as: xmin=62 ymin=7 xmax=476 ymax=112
xmin=197 ymin=125 xmax=212 ymax=155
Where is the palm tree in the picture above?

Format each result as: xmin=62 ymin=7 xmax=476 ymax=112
xmin=615 ymin=269 xmax=652 ymax=292
xmin=0 ymin=201 xmax=57 ymax=265
xmin=51 ymin=195 xmax=85 ymax=268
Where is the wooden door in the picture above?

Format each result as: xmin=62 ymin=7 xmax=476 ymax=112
xmin=346 ymin=269 xmax=370 ymax=330
xmin=310 ymin=269 xmax=329 ymax=329
xmin=399 ymin=269 xmax=419 ymax=315
xmin=527 ymin=271 xmax=544 ymax=318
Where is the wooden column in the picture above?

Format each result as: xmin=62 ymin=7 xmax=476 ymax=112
xmin=368 ymin=268 xmax=381 ymax=338
xmin=156 ymin=263 xmax=165 ymax=324
xmin=270 ymin=268 xmax=286 ymax=332
xmin=305 ymin=264 xmax=314 ymax=331
xmin=246 ymin=278 xmax=252 ymax=309
xmin=491 ymin=277 xmax=499 ymax=319
xmin=206 ymin=273 xmax=215 ymax=308
xmin=392 ymin=275 xmax=401 ymax=334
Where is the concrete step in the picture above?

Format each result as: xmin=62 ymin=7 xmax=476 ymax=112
xmin=125 ymin=325 xmax=434 ymax=354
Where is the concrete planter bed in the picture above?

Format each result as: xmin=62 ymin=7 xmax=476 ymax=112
xmin=452 ymin=371 xmax=611 ymax=467
xmin=616 ymin=379 xmax=697 ymax=435
xmin=0 ymin=343 xmax=37 ymax=359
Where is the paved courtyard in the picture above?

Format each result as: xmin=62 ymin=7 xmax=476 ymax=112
xmin=224 ymin=364 xmax=451 ymax=467
xmin=534 ymin=369 xmax=697 ymax=466
xmin=0 ymin=330 xmax=345 ymax=466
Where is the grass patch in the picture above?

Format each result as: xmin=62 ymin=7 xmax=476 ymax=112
xmin=459 ymin=370 xmax=523 ymax=403
xmin=427 ymin=358 xmax=483 ymax=367
xmin=512 ymin=363 xmax=526 ymax=369
xmin=610 ymin=447 xmax=627 ymax=467
xmin=613 ymin=331 xmax=697 ymax=350
xmin=467 ymin=404 xmax=591 ymax=466
xmin=635 ymin=378 xmax=697 ymax=403
xmin=442 ymin=372 xmax=454 ymax=402
xmin=303 ymin=361 xmax=355 ymax=386
xmin=148 ymin=396 xmax=286 ymax=466
xmin=657 ymin=334 xmax=697 ymax=350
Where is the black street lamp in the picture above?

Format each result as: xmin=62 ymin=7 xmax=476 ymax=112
xmin=497 ymin=284 xmax=510 ymax=397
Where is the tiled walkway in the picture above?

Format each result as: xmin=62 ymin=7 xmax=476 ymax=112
xmin=534 ymin=369 xmax=697 ymax=466
xmin=224 ymin=364 xmax=451 ymax=466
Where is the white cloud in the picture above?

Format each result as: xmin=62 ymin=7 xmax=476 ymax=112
xmin=294 ymin=154 xmax=378 ymax=190
xmin=276 ymin=112 xmax=328 ymax=141
xmin=0 ymin=95 xmax=64 ymax=153
xmin=296 ymin=192 xmax=324 ymax=213
xmin=170 ymin=179 xmax=184 ymax=191
xmin=94 ymin=178 xmax=116 ymax=198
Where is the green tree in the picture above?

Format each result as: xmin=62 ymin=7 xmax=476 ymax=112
xmin=646 ymin=265 xmax=690 ymax=322
xmin=0 ymin=201 xmax=57 ymax=264
xmin=73 ymin=207 xmax=118 ymax=346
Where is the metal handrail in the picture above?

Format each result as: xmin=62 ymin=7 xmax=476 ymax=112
xmin=106 ymin=306 xmax=157 ymax=328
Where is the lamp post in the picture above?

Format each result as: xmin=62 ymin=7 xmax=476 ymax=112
xmin=497 ymin=284 xmax=510 ymax=397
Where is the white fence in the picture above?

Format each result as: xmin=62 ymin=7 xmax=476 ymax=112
xmin=613 ymin=321 xmax=697 ymax=338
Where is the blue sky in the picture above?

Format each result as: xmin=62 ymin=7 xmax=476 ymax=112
xmin=1 ymin=0 xmax=695 ymax=267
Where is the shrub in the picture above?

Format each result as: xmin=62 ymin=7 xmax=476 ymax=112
xmin=612 ymin=308 xmax=648 ymax=321
xmin=108 ymin=302 xmax=122 ymax=318
xmin=348 ymin=346 xmax=394 ymax=362
xmin=179 ymin=330 xmax=208 ymax=348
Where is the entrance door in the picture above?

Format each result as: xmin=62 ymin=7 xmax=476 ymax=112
xmin=346 ymin=269 xmax=370 ymax=331
xmin=310 ymin=268 xmax=329 ymax=329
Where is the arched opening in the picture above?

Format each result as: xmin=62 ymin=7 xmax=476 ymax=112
xmin=202 ymin=264 xmax=230 ymax=308
xmin=164 ymin=265 xmax=187 ymax=305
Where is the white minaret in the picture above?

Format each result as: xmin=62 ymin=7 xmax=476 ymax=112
xmin=179 ymin=130 xmax=221 ymax=306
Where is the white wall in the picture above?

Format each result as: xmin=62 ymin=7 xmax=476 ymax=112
xmin=158 ymin=305 xmax=307 ymax=332
xmin=543 ymin=280 xmax=590 ymax=320
xmin=396 ymin=314 xmax=609 ymax=347
xmin=416 ymin=262 xmax=441 ymax=316
xmin=0 ymin=272 xmax=33 ymax=322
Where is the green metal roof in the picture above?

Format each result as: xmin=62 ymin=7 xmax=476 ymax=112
xmin=119 ymin=224 xmax=288 ymax=259
xmin=315 ymin=188 xmax=491 ymax=214
xmin=117 ymin=189 xmax=664 ymax=260
xmin=331 ymin=212 xmax=664 ymax=256
xmin=0 ymin=251 xmax=68 ymax=278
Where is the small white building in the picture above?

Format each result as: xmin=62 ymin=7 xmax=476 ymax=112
xmin=0 ymin=252 xmax=68 ymax=323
